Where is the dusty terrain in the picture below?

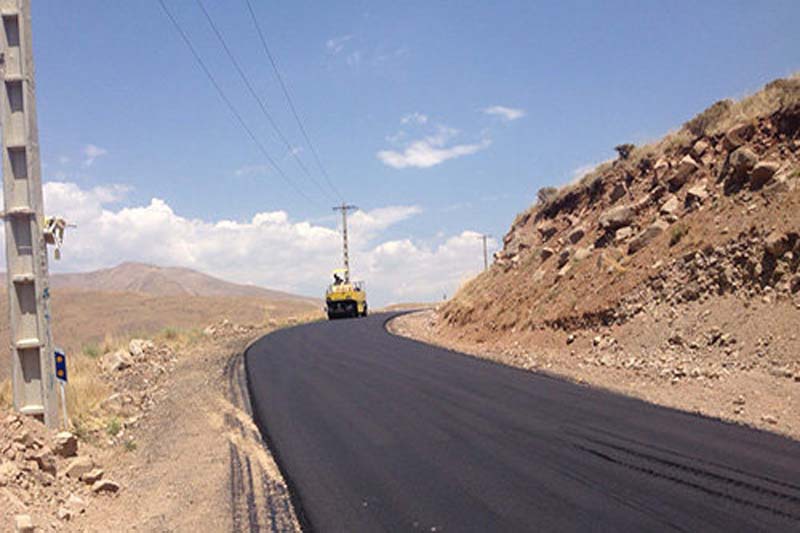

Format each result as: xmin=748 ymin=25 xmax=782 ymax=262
xmin=392 ymin=75 xmax=800 ymax=441
xmin=1 ymin=319 xmax=302 ymax=532
xmin=0 ymin=263 xmax=320 ymax=381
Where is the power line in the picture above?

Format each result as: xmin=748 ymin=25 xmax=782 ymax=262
xmin=157 ymin=0 xmax=320 ymax=207
xmin=195 ymin=0 xmax=335 ymax=203
xmin=244 ymin=0 xmax=343 ymax=202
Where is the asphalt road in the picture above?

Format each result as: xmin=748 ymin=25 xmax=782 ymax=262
xmin=245 ymin=313 xmax=800 ymax=532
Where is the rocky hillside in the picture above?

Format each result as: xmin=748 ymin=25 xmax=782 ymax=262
xmin=411 ymin=75 xmax=800 ymax=437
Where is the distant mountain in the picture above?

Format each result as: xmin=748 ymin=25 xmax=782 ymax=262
xmin=49 ymin=262 xmax=317 ymax=303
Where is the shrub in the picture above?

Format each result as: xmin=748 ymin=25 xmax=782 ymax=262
xmin=82 ymin=343 xmax=100 ymax=359
xmin=684 ymin=99 xmax=733 ymax=137
xmin=614 ymin=143 xmax=635 ymax=160
xmin=670 ymin=225 xmax=689 ymax=247
xmin=536 ymin=186 xmax=559 ymax=204
xmin=106 ymin=416 xmax=122 ymax=437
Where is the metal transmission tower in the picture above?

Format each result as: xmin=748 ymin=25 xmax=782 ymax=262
xmin=333 ymin=204 xmax=357 ymax=282
xmin=0 ymin=0 xmax=59 ymax=427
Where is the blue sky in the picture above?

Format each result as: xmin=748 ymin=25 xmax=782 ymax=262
xmin=10 ymin=1 xmax=800 ymax=304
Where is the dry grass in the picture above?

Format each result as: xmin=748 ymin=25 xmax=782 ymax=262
xmin=709 ymin=73 xmax=800 ymax=134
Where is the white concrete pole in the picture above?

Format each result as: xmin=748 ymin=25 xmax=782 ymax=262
xmin=0 ymin=0 xmax=58 ymax=427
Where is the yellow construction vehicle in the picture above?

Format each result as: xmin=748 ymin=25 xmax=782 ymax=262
xmin=326 ymin=268 xmax=367 ymax=319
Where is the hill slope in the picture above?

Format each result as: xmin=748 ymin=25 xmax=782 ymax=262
xmin=50 ymin=262 xmax=317 ymax=303
xmin=0 ymin=264 xmax=321 ymax=380
xmin=405 ymin=74 xmax=800 ymax=438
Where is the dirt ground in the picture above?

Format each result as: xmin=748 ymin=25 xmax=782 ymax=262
xmin=1 ymin=330 xmax=300 ymax=532
xmin=390 ymin=309 xmax=799 ymax=441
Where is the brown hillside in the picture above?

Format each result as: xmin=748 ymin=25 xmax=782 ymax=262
xmin=0 ymin=264 xmax=322 ymax=381
xmin=401 ymin=74 xmax=800 ymax=438
xmin=50 ymin=262 xmax=317 ymax=303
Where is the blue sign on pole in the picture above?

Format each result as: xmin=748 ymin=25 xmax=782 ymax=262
xmin=54 ymin=349 xmax=67 ymax=383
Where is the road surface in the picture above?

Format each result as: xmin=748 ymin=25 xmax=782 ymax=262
xmin=245 ymin=313 xmax=800 ymax=531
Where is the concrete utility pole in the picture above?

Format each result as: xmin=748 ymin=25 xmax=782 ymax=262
xmin=479 ymin=234 xmax=491 ymax=271
xmin=333 ymin=203 xmax=357 ymax=282
xmin=0 ymin=0 xmax=59 ymax=427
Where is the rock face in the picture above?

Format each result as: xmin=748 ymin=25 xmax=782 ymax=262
xmin=599 ymin=205 xmax=634 ymax=231
xmin=628 ymin=220 xmax=669 ymax=254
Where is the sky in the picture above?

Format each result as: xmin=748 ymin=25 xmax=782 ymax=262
xmin=1 ymin=1 xmax=799 ymax=305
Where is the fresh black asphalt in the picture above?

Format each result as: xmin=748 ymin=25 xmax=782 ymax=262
xmin=245 ymin=313 xmax=800 ymax=532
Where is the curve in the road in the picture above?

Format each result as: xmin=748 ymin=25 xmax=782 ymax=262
xmin=245 ymin=312 xmax=800 ymax=532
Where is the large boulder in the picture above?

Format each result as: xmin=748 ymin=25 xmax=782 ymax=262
xmin=599 ymin=205 xmax=634 ymax=231
xmin=668 ymin=156 xmax=699 ymax=191
xmin=628 ymin=220 xmax=669 ymax=254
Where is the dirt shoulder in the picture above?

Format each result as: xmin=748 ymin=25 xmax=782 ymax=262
xmin=390 ymin=309 xmax=799 ymax=441
xmin=1 ymin=323 xmax=300 ymax=532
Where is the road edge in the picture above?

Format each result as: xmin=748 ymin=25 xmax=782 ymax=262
xmin=242 ymin=332 xmax=312 ymax=532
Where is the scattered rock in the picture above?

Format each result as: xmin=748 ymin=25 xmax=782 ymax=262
xmin=557 ymin=248 xmax=572 ymax=269
xmin=628 ymin=220 xmax=669 ymax=254
xmin=668 ymin=155 xmax=699 ymax=191
xmin=102 ymin=349 xmax=133 ymax=372
xmin=750 ymin=161 xmax=780 ymax=190
xmin=567 ymin=226 xmax=586 ymax=244
xmin=723 ymin=122 xmax=755 ymax=150
xmin=724 ymin=146 xmax=757 ymax=190
xmin=538 ymin=224 xmax=557 ymax=241
xmin=14 ymin=514 xmax=34 ymax=533
xmin=574 ymin=247 xmax=592 ymax=261
xmin=92 ymin=479 xmax=120 ymax=494
xmin=685 ymin=183 xmax=709 ymax=206
xmin=32 ymin=447 xmax=57 ymax=476
xmin=614 ymin=226 xmax=633 ymax=243
xmin=52 ymin=431 xmax=78 ymax=458
xmin=609 ymin=182 xmax=627 ymax=203
xmin=761 ymin=414 xmax=778 ymax=425
xmin=129 ymin=339 xmax=155 ymax=358
xmin=539 ymin=247 xmax=555 ymax=261
xmin=765 ymin=231 xmax=790 ymax=257
xmin=660 ymin=195 xmax=680 ymax=215
xmin=566 ymin=334 xmax=575 ymax=345
xmin=599 ymin=205 xmax=634 ymax=231
xmin=691 ymin=139 xmax=710 ymax=158
xmin=64 ymin=456 xmax=95 ymax=480
xmin=81 ymin=468 xmax=104 ymax=484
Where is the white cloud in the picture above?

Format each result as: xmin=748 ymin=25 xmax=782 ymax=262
xmin=483 ymin=105 xmax=526 ymax=122
xmin=0 ymin=181 xmax=486 ymax=306
xmin=326 ymin=35 xmax=353 ymax=55
xmin=377 ymin=126 xmax=491 ymax=169
xmin=83 ymin=144 xmax=108 ymax=166
xmin=401 ymin=112 xmax=428 ymax=125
